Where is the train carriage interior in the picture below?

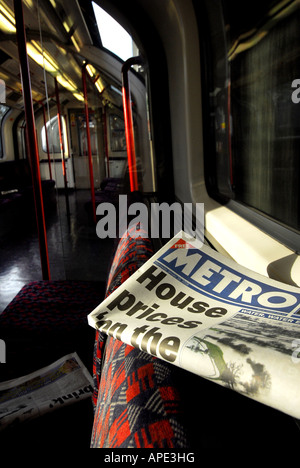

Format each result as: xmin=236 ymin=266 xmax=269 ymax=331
xmin=0 ymin=0 xmax=299 ymax=450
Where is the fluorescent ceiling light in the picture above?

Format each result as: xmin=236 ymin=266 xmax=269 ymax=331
xmin=56 ymin=74 xmax=77 ymax=92
xmin=0 ymin=3 xmax=15 ymax=24
xmin=71 ymin=36 xmax=80 ymax=52
xmin=63 ymin=21 xmax=70 ymax=33
xmin=95 ymin=78 xmax=104 ymax=93
xmin=27 ymin=43 xmax=58 ymax=73
xmin=0 ymin=13 xmax=15 ymax=32
xmin=73 ymin=92 xmax=84 ymax=101
xmin=0 ymin=2 xmax=16 ymax=33
xmin=86 ymin=64 xmax=96 ymax=77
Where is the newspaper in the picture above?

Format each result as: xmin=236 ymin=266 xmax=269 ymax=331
xmin=0 ymin=352 xmax=93 ymax=430
xmin=88 ymin=231 xmax=300 ymax=419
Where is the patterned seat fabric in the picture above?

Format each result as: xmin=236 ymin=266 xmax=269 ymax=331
xmin=0 ymin=280 xmax=105 ymax=332
xmin=91 ymin=225 xmax=191 ymax=448
xmin=0 ymin=280 xmax=105 ymax=379
xmin=91 ymin=226 xmax=300 ymax=449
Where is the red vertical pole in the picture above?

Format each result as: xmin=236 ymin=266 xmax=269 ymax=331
xmin=103 ymin=106 xmax=110 ymax=177
xmin=64 ymin=113 xmax=72 ymax=175
xmin=122 ymin=57 xmax=142 ymax=192
xmin=41 ymin=103 xmax=52 ymax=179
xmin=13 ymin=0 xmax=50 ymax=280
xmin=54 ymin=77 xmax=70 ymax=216
xmin=82 ymin=65 xmax=96 ymax=223
xmin=227 ymin=80 xmax=233 ymax=187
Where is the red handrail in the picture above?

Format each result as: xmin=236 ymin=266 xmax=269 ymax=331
xmin=54 ymin=77 xmax=70 ymax=217
xmin=122 ymin=57 xmax=143 ymax=192
xmin=103 ymin=106 xmax=110 ymax=178
xmin=14 ymin=0 xmax=50 ymax=280
xmin=41 ymin=102 xmax=52 ymax=179
xmin=82 ymin=65 xmax=96 ymax=223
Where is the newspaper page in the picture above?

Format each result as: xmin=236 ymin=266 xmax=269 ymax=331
xmin=88 ymin=231 xmax=300 ymax=419
xmin=0 ymin=352 xmax=93 ymax=430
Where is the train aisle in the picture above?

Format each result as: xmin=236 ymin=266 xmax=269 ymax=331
xmin=0 ymin=189 xmax=114 ymax=313
xmin=0 ymin=189 xmax=115 ymax=448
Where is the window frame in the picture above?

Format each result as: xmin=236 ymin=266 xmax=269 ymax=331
xmin=197 ymin=0 xmax=300 ymax=253
xmin=41 ymin=114 xmax=68 ymax=157
xmin=0 ymin=104 xmax=11 ymax=159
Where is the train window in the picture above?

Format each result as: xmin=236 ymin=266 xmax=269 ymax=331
xmin=0 ymin=103 xmax=9 ymax=159
xmin=200 ymin=0 xmax=300 ymax=237
xmin=92 ymin=2 xmax=137 ymax=61
xmin=109 ymin=114 xmax=126 ymax=153
xmin=77 ymin=113 xmax=98 ymax=156
xmin=41 ymin=115 xmax=68 ymax=156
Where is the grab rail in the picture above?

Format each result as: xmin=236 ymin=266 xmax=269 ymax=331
xmin=122 ymin=57 xmax=143 ymax=192
xmin=14 ymin=0 xmax=50 ymax=280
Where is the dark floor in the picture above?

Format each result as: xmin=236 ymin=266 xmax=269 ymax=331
xmin=0 ymin=189 xmax=114 ymax=313
xmin=0 ymin=189 xmax=115 ymax=448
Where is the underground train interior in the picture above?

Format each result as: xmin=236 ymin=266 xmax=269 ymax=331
xmin=0 ymin=0 xmax=299 ymax=450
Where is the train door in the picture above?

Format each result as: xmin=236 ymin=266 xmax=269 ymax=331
xmin=105 ymin=109 xmax=127 ymax=178
xmin=68 ymin=107 xmax=104 ymax=189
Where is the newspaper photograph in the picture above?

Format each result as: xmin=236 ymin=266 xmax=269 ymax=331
xmin=88 ymin=231 xmax=300 ymax=419
xmin=0 ymin=352 xmax=93 ymax=431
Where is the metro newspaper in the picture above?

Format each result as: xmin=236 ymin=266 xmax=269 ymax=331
xmin=88 ymin=231 xmax=300 ymax=419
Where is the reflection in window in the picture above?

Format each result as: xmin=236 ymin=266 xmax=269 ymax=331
xmin=109 ymin=114 xmax=126 ymax=152
xmin=203 ymin=0 xmax=300 ymax=232
xmin=0 ymin=104 xmax=10 ymax=159
xmin=77 ymin=113 xmax=98 ymax=156
xmin=41 ymin=115 xmax=67 ymax=155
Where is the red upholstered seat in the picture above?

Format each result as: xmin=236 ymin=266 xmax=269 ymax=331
xmin=91 ymin=225 xmax=191 ymax=448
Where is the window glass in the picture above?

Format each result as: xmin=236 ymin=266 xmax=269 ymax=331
xmin=109 ymin=114 xmax=126 ymax=152
xmin=92 ymin=2 xmax=137 ymax=61
xmin=0 ymin=104 xmax=10 ymax=158
xmin=41 ymin=115 xmax=67 ymax=155
xmin=202 ymin=0 xmax=300 ymax=232
xmin=77 ymin=112 xmax=98 ymax=156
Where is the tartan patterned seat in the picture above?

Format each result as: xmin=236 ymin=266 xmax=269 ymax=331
xmin=0 ymin=280 xmax=105 ymax=379
xmin=91 ymin=225 xmax=300 ymax=449
xmin=91 ymin=225 xmax=192 ymax=448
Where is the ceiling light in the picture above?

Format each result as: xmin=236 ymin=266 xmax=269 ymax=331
xmin=63 ymin=21 xmax=70 ymax=33
xmin=56 ymin=74 xmax=77 ymax=92
xmin=26 ymin=43 xmax=57 ymax=73
xmin=95 ymin=77 xmax=105 ymax=93
xmin=86 ymin=64 xmax=96 ymax=77
xmin=0 ymin=3 xmax=15 ymax=25
xmin=71 ymin=36 xmax=80 ymax=52
xmin=73 ymin=92 xmax=84 ymax=101
xmin=0 ymin=4 xmax=16 ymax=33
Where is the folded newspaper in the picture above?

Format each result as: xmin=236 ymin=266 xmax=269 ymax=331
xmin=0 ymin=352 xmax=93 ymax=430
xmin=88 ymin=231 xmax=300 ymax=419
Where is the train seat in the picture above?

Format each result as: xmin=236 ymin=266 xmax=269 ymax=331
xmin=0 ymin=160 xmax=56 ymax=207
xmin=90 ymin=223 xmax=194 ymax=448
xmin=90 ymin=223 xmax=300 ymax=449
xmin=0 ymin=160 xmax=56 ymax=238
xmin=0 ymin=191 xmax=24 ymax=238
xmin=1 ymin=223 xmax=298 ymax=447
xmin=85 ymin=177 xmax=124 ymax=221
xmin=0 ymin=280 xmax=106 ymax=380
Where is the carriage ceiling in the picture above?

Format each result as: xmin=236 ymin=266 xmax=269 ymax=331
xmin=0 ymin=0 xmax=125 ymax=111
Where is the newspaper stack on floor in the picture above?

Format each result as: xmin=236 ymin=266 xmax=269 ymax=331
xmin=0 ymin=352 xmax=93 ymax=430
xmin=88 ymin=231 xmax=300 ymax=419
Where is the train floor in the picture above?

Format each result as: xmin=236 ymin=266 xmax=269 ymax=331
xmin=0 ymin=189 xmax=115 ymax=448
xmin=0 ymin=189 xmax=114 ymax=313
